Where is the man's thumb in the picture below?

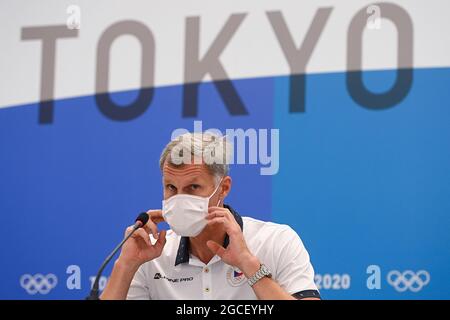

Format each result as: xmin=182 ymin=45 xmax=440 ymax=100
xmin=206 ymin=240 xmax=225 ymax=257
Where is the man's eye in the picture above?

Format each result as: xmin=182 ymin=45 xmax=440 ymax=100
xmin=190 ymin=184 xmax=201 ymax=190
xmin=166 ymin=184 xmax=176 ymax=191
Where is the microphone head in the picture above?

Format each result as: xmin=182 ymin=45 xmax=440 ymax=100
xmin=135 ymin=212 xmax=149 ymax=227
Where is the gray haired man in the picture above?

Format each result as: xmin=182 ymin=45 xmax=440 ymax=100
xmin=101 ymin=132 xmax=320 ymax=300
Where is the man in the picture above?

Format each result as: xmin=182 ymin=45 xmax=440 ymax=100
xmin=101 ymin=132 xmax=320 ymax=300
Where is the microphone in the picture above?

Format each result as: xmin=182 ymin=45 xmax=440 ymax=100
xmin=86 ymin=212 xmax=150 ymax=300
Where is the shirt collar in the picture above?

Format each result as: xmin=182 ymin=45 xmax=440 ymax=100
xmin=174 ymin=204 xmax=243 ymax=266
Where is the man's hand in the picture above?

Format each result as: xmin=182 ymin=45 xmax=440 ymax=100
xmin=117 ymin=209 xmax=167 ymax=270
xmin=101 ymin=209 xmax=167 ymax=300
xmin=204 ymin=207 xmax=303 ymax=300
xmin=205 ymin=207 xmax=260 ymax=277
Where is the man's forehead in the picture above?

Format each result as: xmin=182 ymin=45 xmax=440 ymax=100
xmin=162 ymin=161 xmax=210 ymax=180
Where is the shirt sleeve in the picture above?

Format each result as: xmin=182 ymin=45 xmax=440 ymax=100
xmin=273 ymin=226 xmax=319 ymax=295
xmin=126 ymin=265 xmax=152 ymax=300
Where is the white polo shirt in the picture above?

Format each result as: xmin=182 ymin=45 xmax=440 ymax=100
xmin=127 ymin=205 xmax=319 ymax=300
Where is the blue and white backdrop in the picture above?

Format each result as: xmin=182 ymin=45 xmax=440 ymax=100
xmin=0 ymin=0 xmax=449 ymax=299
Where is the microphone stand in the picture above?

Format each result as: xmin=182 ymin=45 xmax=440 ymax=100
xmin=86 ymin=223 xmax=141 ymax=300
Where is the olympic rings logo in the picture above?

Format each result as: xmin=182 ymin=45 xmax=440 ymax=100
xmin=20 ymin=274 xmax=58 ymax=295
xmin=387 ymin=270 xmax=430 ymax=292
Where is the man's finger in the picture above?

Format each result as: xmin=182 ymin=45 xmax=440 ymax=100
xmin=153 ymin=230 xmax=167 ymax=253
xmin=206 ymin=240 xmax=226 ymax=257
xmin=207 ymin=217 xmax=239 ymax=237
xmin=147 ymin=209 xmax=165 ymax=224
xmin=207 ymin=217 xmax=227 ymax=227
xmin=208 ymin=207 xmax=228 ymax=214
xmin=207 ymin=211 xmax=236 ymax=228
xmin=146 ymin=220 xmax=159 ymax=240
xmin=131 ymin=228 xmax=151 ymax=246
xmin=208 ymin=208 xmax=234 ymax=221
xmin=124 ymin=226 xmax=134 ymax=238
xmin=142 ymin=224 xmax=152 ymax=235
xmin=207 ymin=209 xmax=228 ymax=219
xmin=208 ymin=206 xmax=223 ymax=211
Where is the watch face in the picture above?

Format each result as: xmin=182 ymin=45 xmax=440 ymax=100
xmin=261 ymin=264 xmax=272 ymax=277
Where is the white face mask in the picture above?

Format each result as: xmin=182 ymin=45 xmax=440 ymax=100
xmin=162 ymin=179 xmax=223 ymax=237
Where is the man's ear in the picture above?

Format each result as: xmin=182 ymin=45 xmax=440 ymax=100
xmin=220 ymin=176 xmax=232 ymax=199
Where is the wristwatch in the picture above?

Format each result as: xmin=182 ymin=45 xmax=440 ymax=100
xmin=247 ymin=263 xmax=272 ymax=287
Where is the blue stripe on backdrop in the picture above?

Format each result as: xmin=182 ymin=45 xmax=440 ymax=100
xmin=0 ymin=68 xmax=449 ymax=299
